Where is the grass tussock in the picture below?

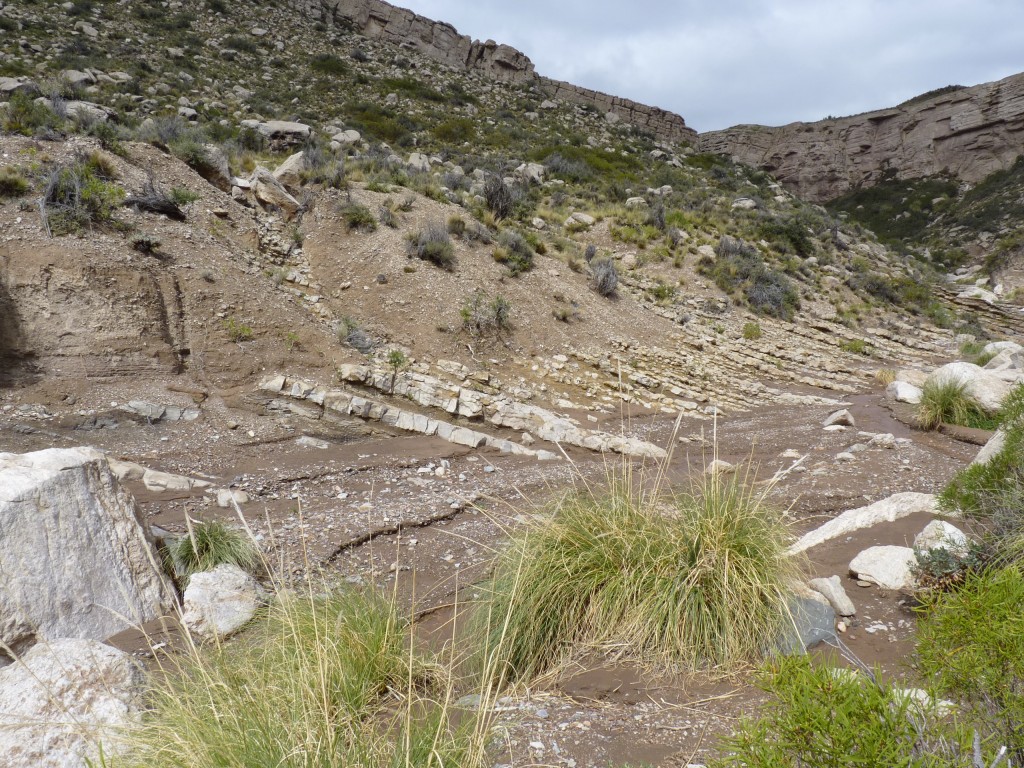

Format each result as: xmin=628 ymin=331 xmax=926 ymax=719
xmin=476 ymin=466 xmax=801 ymax=685
xmin=916 ymin=378 xmax=992 ymax=431
xmin=170 ymin=519 xmax=261 ymax=578
xmin=109 ymin=590 xmax=486 ymax=768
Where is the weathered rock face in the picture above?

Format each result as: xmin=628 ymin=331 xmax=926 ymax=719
xmin=698 ymin=72 xmax=1024 ymax=201
xmin=290 ymin=0 xmax=696 ymax=142
xmin=0 ymin=638 xmax=145 ymax=768
xmin=0 ymin=448 xmax=175 ymax=661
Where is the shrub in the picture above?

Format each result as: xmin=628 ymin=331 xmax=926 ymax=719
xmin=591 ymin=258 xmax=619 ymax=297
xmin=408 ymin=221 xmax=455 ymax=271
xmin=170 ymin=519 xmax=260 ymax=578
xmin=115 ymin=589 xmax=486 ymax=768
xmin=460 ymin=292 xmax=511 ymax=336
xmin=41 ymin=153 xmax=125 ymax=235
xmin=917 ymin=565 xmax=1024 ymax=762
xmin=912 ymin=539 xmax=991 ymax=593
xmin=170 ymin=187 xmax=200 ymax=206
xmin=712 ymin=656 xmax=972 ymax=767
xmin=2 ymin=91 xmax=64 ymax=137
xmin=483 ymin=174 xmax=515 ymax=220
xmin=840 ymin=338 xmax=872 ymax=356
xmin=0 ymin=167 xmax=29 ymax=199
xmin=475 ymin=470 xmax=801 ymax=685
xmin=584 ymin=244 xmax=597 ymax=263
xmin=446 ymin=215 xmax=466 ymax=237
xmin=310 ymin=53 xmax=348 ymax=76
xmin=701 ymin=237 xmax=800 ymax=320
xmin=342 ymin=202 xmax=378 ymax=232
xmin=339 ymin=317 xmax=374 ymax=353
xmin=917 ymin=378 xmax=993 ymax=431
xmin=493 ymin=230 xmax=534 ymax=275
xmin=124 ymin=177 xmax=187 ymax=221
xmin=130 ymin=233 xmax=162 ymax=256
xmin=742 ymin=322 xmax=762 ymax=340
xmin=223 ymin=316 xmax=253 ymax=342
xmin=377 ymin=203 xmax=396 ymax=228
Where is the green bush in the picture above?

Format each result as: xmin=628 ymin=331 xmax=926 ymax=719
xmin=917 ymin=565 xmax=1024 ymax=762
xmin=701 ymin=237 xmax=800 ymax=321
xmin=742 ymin=322 xmax=763 ymax=340
xmin=309 ymin=53 xmax=348 ymax=76
xmin=0 ymin=167 xmax=29 ymax=199
xmin=42 ymin=153 xmax=125 ymax=235
xmin=2 ymin=91 xmax=64 ymax=136
xmin=170 ymin=519 xmax=260 ymax=578
xmin=408 ymin=221 xmax=455 ymax=271
xmin=493 ymin=230 xmax=534 ymax=275
xmin=342 ymin=202 xmax=378 ymax=232
xmin=434 ymin=118 xmax=475 ymax=144
xmin=459 ymin=292 xmax=511 ymax=336
xmin=712 ymin=656 xmax=972 ymax=767
xmin=223 ymin=316 xmax=253 ymax=342
xmin=475 ymin=470 xmax=801 ymax=685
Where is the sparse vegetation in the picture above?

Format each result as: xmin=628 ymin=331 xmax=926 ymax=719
xmin=41 ymin=152 xmax=125 ymax=235
xmin=223 ymin=316 xmax=254 ymax=342
xmin=169 ymin=519 xmax=260 ymax=578
xmin=460 ymin=291 xmax=511 ymax=336
xmin=742 ymin=322 xmax=763 ymax=340
xmin=408 ymin=220 xmax=455 ymax=271
xmin=493 ymin=229 xmax=534 ymax=275
xmin=0 ymin=167 xmax=29 ymax=199
xmin=591 ymin=258 xmax=619 ymax=297
xmin=342 ymin=201 xmax=378 ymax=232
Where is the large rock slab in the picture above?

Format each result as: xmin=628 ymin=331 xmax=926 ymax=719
xmin=788 ymin=492 xmax=938 ymax=555
xmin=182 ymin=564 xmax=263 ymax=639
xmin=972 ymin=427 xmax=1007 ymax=466
xmin=0 ymin=448 xmax=174 ymax=660
xmin=0 ymin=638 xmax=144 ymax=767
xmin=252 ymin=167 xmax=300 ymax=218
xmin=849 ymin=546 xmax=916 ymax=590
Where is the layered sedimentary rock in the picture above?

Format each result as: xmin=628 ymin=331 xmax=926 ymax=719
xmin=698 ymin=72 xmax=1024 ymax=201
xmin=290 ymin=0 xmax=696 ymax=142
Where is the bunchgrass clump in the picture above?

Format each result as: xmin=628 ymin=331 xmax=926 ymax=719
xmin=591 ymin=258 xmax=619 ymax=297
xmin=408 ymin=220 xmax=455 ymax=271
xmin=742 ymin=322 xmax=762 ymax=341
xmin=917 ymin=378 xmax=993 ymax=430
xmin=41 ymin=152 xmax=125 ymax=235
xmin=342 ymin=202 xmax=378 ymax=232
xmin=170 ymin=519 xmax=260 ymax=577
xmin=113 ymin=589 xmax=488 ymax=768
xmin=475 ymin=467 xmax=801 ymax=685
xmin=0 ymin=166 xmax=29 ymax=199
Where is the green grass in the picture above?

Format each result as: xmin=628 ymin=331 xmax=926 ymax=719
xmin=170 ymin=519 xmax=260 ymax=577
xmin=916 ymin=378 xmax=995 ymax=430
xmin=108 ymin=590 xmax=488 ymax=768
xmin=742 ymin=322 xmax=763 ymax=341
xmin=475 ymin=468 xmax=801 ymax=685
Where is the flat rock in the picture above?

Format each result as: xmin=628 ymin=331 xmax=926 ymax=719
xmin=823 ymin=409 xmax=855 ymax=427
xmin=789 ymin=492 xmax=939 ymax=555
xmin=913 ymin=520 xmax=969 ymax=555
xmin=885 ymin=380 xmax=923 ymax=404
xmin=849 ymin=546 xmax=916 ymax=591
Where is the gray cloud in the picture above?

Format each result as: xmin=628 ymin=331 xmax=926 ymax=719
xmin=396 ymin=0 xmax=1024 ymax=131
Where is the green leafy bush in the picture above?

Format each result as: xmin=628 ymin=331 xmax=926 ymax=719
xmin=742 ymin=322 xmax=763 ymax=340
xmin=42 ymin=152 xmax=125 ymax=235
xmin=342 ymin=202 xmax=378 ymax=232
xmin=0 ymin=167 xmax=29 ymax=199
xmin=223 ymin=316 xmax=253 ymax=342
xmin=408 ymin=221 xmax=455 ymax=271
xmin=460 ymin=292 xmax=511 ymax=336
xmin=917 ymin=565 xmax=1024 ymax=762
xmin=493 ymin=230 xmax=534 ymax=275
xmin=475 ymin=470 xmax=800 ymax=685
xmin=2 ymin=91 xmax=64 ymax=137
xmin=712 ymin=656 xmax=972 ymax=767
xmin=701 ymin=237 xmax=800 ymax=321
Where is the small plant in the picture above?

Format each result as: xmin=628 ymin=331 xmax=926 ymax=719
xmin=2 ymin=91 xmax=65 ymax=137
xmin=917 ymin=378 xmax=992 ymax=430
xmin=584 ymin=244 xmax=597 ymax=262
xmin=341 ymin=202 xmax=378 ymax=233
xmin=224 ymin=316 xmax=253 ymax=342
xmin=170 ymin=187 xmax=200 ymax=206
xmin=840 ymin=338 xmax=872 ymax=356
xmin=377 ymin=203 xmax=396 ymax=228
xmin=875 ymin=368 xmax=897 ymax=385
xmin=460 ymin=292 xmax=511 ymax=336
xmin=408 ymin=221 xmax=455 ymax=271
xmin=483 ymin=174 xmax=515 ymax=220
xmin=130 ymin=233 xmax=163 ymax=256
xmin=339 ymin=316 xmax=374 ymax=353
xmin=0 ymin=167 xmax=29 ymax=199
xmin=124 ymin=177 xmax=187 ymax=221
xmin=385 ymin=348 xmax=408 ymax=389
xmin=912 ymin=539 xmax=991 ymax=593
xmin=742 ymin=322 xmax=763 ymax=340
xmin=170 ymin=519 xmax=260 ymax=578
xmin=446 ymin=215 xmax=466 ymax=237
xmin=591 ymin=258 xmax=619 ymax=297
xmin=493 ymin=230 xmax=534 ymax=275
xmin=284 ymin=331 xmax=301 ymax=351
xmin=41 ymin=152 xmax=125 ymax=235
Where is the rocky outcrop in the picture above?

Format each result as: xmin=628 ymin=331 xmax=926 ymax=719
xmin=698 ymin=72 xmax=1024 ymax=201
xmin=0 ymin=448 xmax=175 ymax=661
xmin=290 ymin=0 xmax=696 ymax=142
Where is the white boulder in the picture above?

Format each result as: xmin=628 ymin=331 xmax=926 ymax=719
xmin=0 ymin=638 xmax=144 ymax=768
xmin=788 ymin=492 xmax=938 ymax=555
xmin=914 ymin=520 xmax=969 ymax=555
xmin=808 ymin=575 xmax=856 ymax=616
xmin=272 ymin=150 xmax=307 ymax=191
xmin=0 ymin=448 xmax=174 ymax=659
xmin=885 ymin=380 xmax=923 ymax=404
xmin=182 ymin=564 xmax=263 ymax=639
xmin=849 ymin=546 xmax=917 ymax=590
xmin=926 ymin=362 xmax=1012 ymax=413
xmin=972 ymin=428 xmax=1007 ymax=466
xmin=823 ymin=409 xmax=855 ymax=427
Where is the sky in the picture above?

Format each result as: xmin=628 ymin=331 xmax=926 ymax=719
xmin=395 ymin=0 xmax=1024 ymax=133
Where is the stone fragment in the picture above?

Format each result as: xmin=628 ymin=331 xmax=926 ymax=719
xmin=913 ymin=520 xmax=969 ymax=555
xmin=823 ymin=409 xmax=855 ymax=427
xmin=808 ymin=575 xmax=856 ymax=616
xmin=182 ymin=564 xmax=263 ymax=639
xmin=849 ymin=546 xmax=916 ymax=590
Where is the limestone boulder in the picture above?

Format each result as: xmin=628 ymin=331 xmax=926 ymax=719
xmin=252 ymin=167 xmax=300 ymax=218
xmin=0 ymin=448 xmax=174 ymax=660
xmin=256 ymin=120 xmax=311 ymax=146
xmin=272 ymin=150 xmax=307 ymax=191
xmin=914 ymin=520 xmax=969 ymax=555
xmin=182 ymin=564 xmax=263 ymax=639
xmin=808 ymin=575 xmax=856 ymax=616
xmin=0 ymin=638 xmax=144 ymax=768
xmin=788 ymin=492 xmax=938 ymax=554
xmin=885 ymin=380 xmax=923 ymax=404
xmin=849 ymin=546 xmax=916 ymax=590
xmin=972 ymin=428 xmax=1007 ymax=466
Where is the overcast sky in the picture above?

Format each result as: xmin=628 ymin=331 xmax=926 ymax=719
xmin=396 ymin=0 xmax=1024 ymax=132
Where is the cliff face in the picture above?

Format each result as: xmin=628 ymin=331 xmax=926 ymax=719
xmin=289 ymin=0 xmax=696 ymax=143
xmin=698 ymin=72 xmax=1024 ymax=202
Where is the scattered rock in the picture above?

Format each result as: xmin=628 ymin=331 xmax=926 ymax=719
xmin=215 ymin=488 xmax=250 ymax=508
xmin=808 ymin=575 xmax=856 ymax=616
xmin=789 ymin=492 xmax=939 ymax=554
xmin=823 ymin=409 xmax=855 ymax=428
xmin=885 ymin=380 xmax=923 ymax=404
xmin=913 ymin=520 xmax=969 ymax=555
